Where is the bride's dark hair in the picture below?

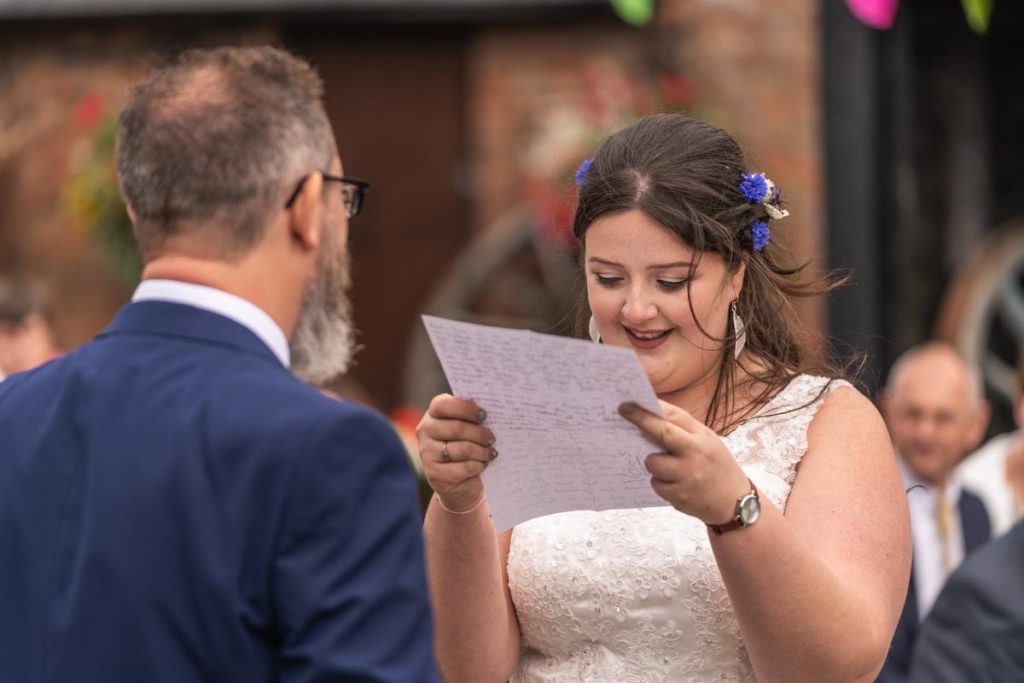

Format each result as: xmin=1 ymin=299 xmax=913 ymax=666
xmin=573 ymin=113 xmax=848 ymax=431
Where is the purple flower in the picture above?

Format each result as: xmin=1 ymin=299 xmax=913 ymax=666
xmin=575 ymin=158 xmax=593 ymax=187
xmin=751 ymin=221 xmax=770 ymax=252
xmin=739 ymin=172 xmax=769 ymax=203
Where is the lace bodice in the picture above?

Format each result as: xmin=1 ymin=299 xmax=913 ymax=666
xmin=507 ymin=375 xmax=851 ymax=682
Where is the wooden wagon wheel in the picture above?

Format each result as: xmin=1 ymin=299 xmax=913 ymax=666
xmin=400 ymin=206 xmax=580 ymax=410
xmin=936 ymin=219 xmax=1024 ymax=430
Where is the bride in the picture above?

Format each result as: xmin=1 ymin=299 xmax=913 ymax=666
xmin=418 ymin=114 xmax=910 ymax=682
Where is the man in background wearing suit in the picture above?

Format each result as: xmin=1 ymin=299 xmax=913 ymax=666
xmin=910 ymin=518 xmax=1024 ymax=682
xmin=0 ymin=46 xmax=437 ymax=682
xmin=876 ymin=342 xmax=992 ymax=682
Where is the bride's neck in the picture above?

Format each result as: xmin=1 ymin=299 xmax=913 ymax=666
xmin=657 ymin=357 xmax=769 ymax=433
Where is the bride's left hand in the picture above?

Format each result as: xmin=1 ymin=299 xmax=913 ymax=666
xmin=619 ymin=399 xmax=752 ymax=526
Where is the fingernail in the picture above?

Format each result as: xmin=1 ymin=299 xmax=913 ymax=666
xmin=486 ymin=434 xmax=496 ymax=446
xmin=489 ymin=449 xmax=499 ymax=460
xmin=618 ymin=402 xmax=637 ymax=416
xmin=477 ymin=409 xmax=488 ymax=423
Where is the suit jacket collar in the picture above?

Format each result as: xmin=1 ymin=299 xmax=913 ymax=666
xmin=959 ymin=490 xmax=991 ymax=554
xmin=99 ymin=300 xmax=284 ymax=368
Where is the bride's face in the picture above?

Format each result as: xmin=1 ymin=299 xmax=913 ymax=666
xmin=584 ymin=209 xmax=744 ymax=397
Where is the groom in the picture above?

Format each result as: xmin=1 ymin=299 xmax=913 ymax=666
xmin=0 ymin=47 xmax=437 ymax=682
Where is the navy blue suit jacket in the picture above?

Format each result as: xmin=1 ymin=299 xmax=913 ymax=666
xmin=0 ymin=301 xmax=438 ymax=683
xmin=876 ymin=489 xmax=991 ymax=683
xmin=910 ymin=520 xmax=1024 ymax=682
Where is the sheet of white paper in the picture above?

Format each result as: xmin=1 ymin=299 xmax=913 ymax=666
xmin=422 ymin=315 xmax=669 ymax=532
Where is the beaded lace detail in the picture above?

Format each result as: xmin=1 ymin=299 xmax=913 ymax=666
xmin=507 ymin=375 xmax=851 ymax=682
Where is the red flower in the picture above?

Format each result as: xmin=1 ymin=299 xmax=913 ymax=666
xmin=657 ymin=74 xmax=695 ymax=108
xmin=74 ymin=93 xmax=105 ymax=131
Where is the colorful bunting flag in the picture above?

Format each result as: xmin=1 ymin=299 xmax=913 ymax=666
xmin=962 ymin=0 xmax=996 ymax=34
xmin=844 ymin=0 xmax=899 ymax=30
xmin=611 ymin=0 xmax=654 ymax=27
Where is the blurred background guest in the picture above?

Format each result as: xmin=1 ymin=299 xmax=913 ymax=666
xmin=0 ymin=273 xmax=63 ymax=379
xmin=959 ymin=349 xmax=1024 ymax=536
xmin=909 ymin=518 xmax=1024 ymax=682
xmin=877 ymin=342 xmax=992 ymax=683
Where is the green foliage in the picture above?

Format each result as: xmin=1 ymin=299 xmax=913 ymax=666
xmin=65 ymin=116 xmax=141 ymax=286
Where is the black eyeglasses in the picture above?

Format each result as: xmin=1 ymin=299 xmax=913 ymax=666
xmin=284 ymin=172 xmax=370 ymax=219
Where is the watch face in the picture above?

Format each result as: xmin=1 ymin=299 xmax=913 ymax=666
xmin=738 ymin=493 xmax=761 ymax=526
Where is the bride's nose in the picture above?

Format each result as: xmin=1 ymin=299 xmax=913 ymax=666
xmin=620 ymin=287 xmax=658 ymax=324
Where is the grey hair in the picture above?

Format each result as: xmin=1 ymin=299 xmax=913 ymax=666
xmin=116 ymin=46 xmax=335 ymax=260
xmin=886 ymin=341 xmax=985 ymax=412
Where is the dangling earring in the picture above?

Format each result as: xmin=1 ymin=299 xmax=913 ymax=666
xmin=731 ymin=300 xmax=746 ymax=359
xmin=588 ymin=315 xmax=601 ymax=343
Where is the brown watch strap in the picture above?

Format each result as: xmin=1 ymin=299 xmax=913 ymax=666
xmin=707 ymin=517 xmax=744 ymax=535
xmin=707 ymin=478 xmax=758 ymax=536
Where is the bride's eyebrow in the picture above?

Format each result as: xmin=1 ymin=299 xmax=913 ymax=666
xmin=586 ymin=257 xmax=695 ymax=269
xmin=646 ymin=262 xmax=693 ymax=270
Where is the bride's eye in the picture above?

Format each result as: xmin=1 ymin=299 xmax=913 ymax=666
xmin=594 ymin=274 xmax=622 ymax=287
xmin=658 ymin=279 xmax=688 ymax=291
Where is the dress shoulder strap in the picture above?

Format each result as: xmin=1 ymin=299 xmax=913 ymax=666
xmin=726 ymin=375 xmax=854 ymax=497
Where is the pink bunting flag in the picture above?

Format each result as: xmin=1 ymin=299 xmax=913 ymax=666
xmin=844 ymin=0 xmax=899 ymax=30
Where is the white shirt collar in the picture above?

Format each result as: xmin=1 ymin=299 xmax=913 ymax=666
xmin=132 ymin=279 xmax=290 ymax=368
xmin=897 ymin=456 xmax=964 ymax=507
xmin=898 ymin=454 xmax=967 ymax=620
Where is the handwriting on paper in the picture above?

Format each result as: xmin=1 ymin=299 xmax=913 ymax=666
xmin=422 ymin=316 xmax=668 ymax=532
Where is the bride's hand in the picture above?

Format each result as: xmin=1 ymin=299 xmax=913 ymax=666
xmin=618 ymin=399 xmax=751 ymax=525
xmin=418 ymin=393 xmax=498 ymax=512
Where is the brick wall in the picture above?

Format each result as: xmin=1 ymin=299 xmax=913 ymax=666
xmin=0 ymin=23 xmax=280 ymax=349
xmin=467 ymin=0 xmax=825 ymax=338
xmin=661 ymin=0 xmax=825 ymax=334
xmin=0 ymin=5 xmax=827 ymax=401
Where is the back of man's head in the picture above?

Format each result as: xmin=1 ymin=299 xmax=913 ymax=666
xmin=116 ymin=46 xmax=335 ymax=261
xmin=0 ymin=274 xmax=47 ymax=330
xmin=0 ymin=274 xmax=58 ymax=376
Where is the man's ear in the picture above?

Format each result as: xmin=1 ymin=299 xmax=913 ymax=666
xmin=126 ymin=204 xmax=137 ymax=224
xmin=288 ymin=172 xmax=323 ymax=252
xmin=968 ymin=399 xmax=992 ymax=450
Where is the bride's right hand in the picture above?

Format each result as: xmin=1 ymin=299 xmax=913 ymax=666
xmin=418 ymin=393 xmax=498 ymax=511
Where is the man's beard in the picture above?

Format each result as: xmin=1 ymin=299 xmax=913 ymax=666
xmin=289 ymin=223 xmax=359 ymax=384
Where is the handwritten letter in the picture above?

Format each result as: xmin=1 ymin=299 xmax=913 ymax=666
xmin=422 ymin=316 xmax=668 ymax=532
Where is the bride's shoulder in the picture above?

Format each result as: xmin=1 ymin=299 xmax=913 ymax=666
xmin=800 ymin=375 xmax=884 ymax=437
xmin=773 ymin=373 xmax=862 ymax=408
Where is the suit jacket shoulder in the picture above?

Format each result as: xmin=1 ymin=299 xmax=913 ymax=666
xmin=910 ymin=522 xmax=1024 ymax=682
xmin=0 ymin=304 xmax=437 ymax=683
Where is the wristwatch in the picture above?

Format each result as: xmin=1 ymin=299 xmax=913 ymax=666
xmin=707 ymin=478 xmax=760 ymax=535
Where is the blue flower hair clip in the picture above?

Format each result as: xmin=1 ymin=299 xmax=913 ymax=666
xmin=739 ymin=172 xmax=790 ymax=220
xmin=739 ymin=172 xmax=768 ymax=203
xmin=575 ymin=158 xmax=593 ymax=187
xmin=750 ymin=220 xmax=770 ymax=252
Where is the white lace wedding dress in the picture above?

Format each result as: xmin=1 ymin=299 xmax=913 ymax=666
xmin=507 ymin=375 xmax=850 ymax=682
